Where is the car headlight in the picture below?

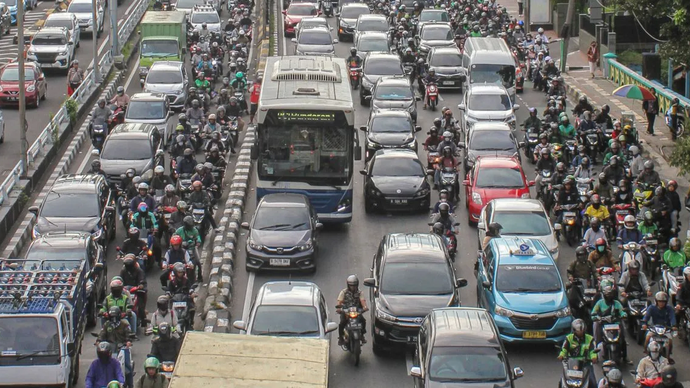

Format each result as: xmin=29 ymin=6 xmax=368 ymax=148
xmin=471 ymin=192 xmax=482 ymax=205
xmin=555 ymin=306 xmax=571 ymax=318
xmin=91 ymin=228 xmax=103 ymax=240
xmin=375 ymin=306 xmax=396 ymax=322
xmin=368 ymin=186 xmax=383 ymax=197
xmin=32 ymin=225 xmax=41 ymax=239
xmin=407 ymin=105 xmax=415 ymax=112
xmin=494 ymin=305 xmax=515 ymax=317
xmin=26 ymin=84 xmax=35 ymax=92
xmin=521 ymin=193 xmax=530 ymax=198
xmin=366 ymin=138 xmax=378 ymax=148
xmin=415 ymin=187 xmax=430 ymax=197
xmin=507 ymin=116 xmax=517 ymax=125
xmin=405 ymin=138 xmax=416 ymax=148
xmin=549 ymin=246 xmax=559 ymax=255
xmin=248 ymin=239 xmax=264 ymax=250
xmin=298 ymin=242 xmax=313 ymax=252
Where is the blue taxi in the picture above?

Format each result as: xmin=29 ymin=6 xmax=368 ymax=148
xmin=476 ymin=237 xmax=572 ymax=343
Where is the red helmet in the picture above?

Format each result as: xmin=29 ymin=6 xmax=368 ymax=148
xmin=170 ymin=235 xmax=182 ymax=246
xmin=595 ymin=237 xmax=607 ymax=247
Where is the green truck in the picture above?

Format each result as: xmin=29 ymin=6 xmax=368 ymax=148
xmin=139 ymin=11 xmax=187 ymax=85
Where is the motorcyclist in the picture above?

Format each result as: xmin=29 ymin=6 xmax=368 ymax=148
xmin=89 ymin=160 xmax=107 ymax=181
xmin=168 ymin=201 xmax=189 ymax=231
xmin=167 ymin=262 xmax=193 ymax=296
xmin=92 ymin=98 xmax=112 ymax=125
xmin=101 ymin=277 xmax=137 ymax=332
xmin=663 ymin=237 xmax=687 ymax=273
xmin=85 ymin=342 xmax=125 ymax=388
xmin=177 ymin=113 xmax=193 ymax=135
xmin=591 ymin=283 xmax=629 ymax=364
xmin=191 ymin=164 xmax=214 ymax=189
xmin=176 ymin=148 xmax=197 ymax=176
xmin=121 ymin=227 xmax=147 ymax=257
xmin=204 ymin=131 xmax=226 ymax=154
xmin=160 ymin=235 xmax=192 ymax=287
xmin=148 ymin=295 xmax=181 ymax=336
xmin=617 ymin=215 xmax=644 ymax=249
xmin=401 ymin=47 xmax=416 ymax=65
xmin=131 ymin=203 xmax=158 ymax=239
xmin=573 ymin=156 xmax=593 ymax=180
xmin=603 ymin=157 xmax=625 ymax=187
xmin=585 ymin=195 xmax=610 ymax=226
xmin=346 ymin=47 xmax=362 ymax=69
xmin=230 ymin=71 xmax=247 ymax=94
xmin=659 ymin=366 xmax=683 ymax=388
xmin=628 ymin=145 xmax=644 ymax=179
xmin=533 ymin=133 xmax=552 ymax=163
xmin=434 ymin=146 xmax=458 ymax=192
xmin=432 ymin=189 xmax=455 ymax=214
xmin=637 ymin=210 xmax=659 ymax=237
xmin=422 ymin=69 xmax=439 ymax=110
xmin=150 ymin=166 xmax=173 ymax=194
xmin=438 ymin=130 xmax=457 ymax=155
xmin=149 ymin=322 xmax=181 ymax=363
xmin=594 ymin=104 xmax=614 ymax=129
xmin=134 ymin=357 xmax=168 ymax=388
xmin=481 ymin=222 xmax=502 ymax=250
xmin=650 ymin=186 xmax=672 ymax=233
xmin=547 ymin=76 xmax=565 ymax=97
xmin=423 ymin=127 xmax=442 ymax=152
xmin=336 ymin=275 xmax=369 ymax=345
xmin=187 ymin=180 xmax=219 ymax=232
xmin=559 ymin=115 xmax=577 ymax=141
xmin=431 ymin=202 xmax=459 ymax=235
xmin=194 ymin=72 xmax=211 ymax=93
xmin=603 ymin=141 xmax=625 ymax=166
xmin=98 ymin=306 xmax=134 ymax=345
xmin=186 ymin=100 xmax=205 ymax=126
xmin=110 ymin=86 xmax=130 ymax=109
xmin=203 ymin=113 xmax=219 ymax=136
xmin=614 ymin=178 xmax=634 ymax=205
xmin=555 ymin=177 xmax=582 ymax=228
xmin=120 ymin=254 xmax=147 ymax=328
xmin=667 ymin=180 xmax=682 ymax=234
xmin=637 ymin=160 xmax=662 ymax=186
xmin=175 ymin=215 xmax=204 ymax=281
xmin=583 ymin=217 xmax=608 ymax=250
xmin=598 ymin=366 xmax=625 ymax=388
xmin=557 ymin=319 xmax=598 ymax=388
xmin=159 ymin=184 xmax=179 ymax=209
xmin=535 ymin=148 xmax=555 ymax=199
xmin=206 ymin=146 xmax=227 ymax=168
xmin=568 ymin=246 xmax=598 ymax=284
xmin=642 ymin=291 xmax=677 ymax=362
xmin=619 ymin=259 xmax=652 ymax=304
xmin=635 ymin=342 xmax=670 ymax=384
xmin=129 ymin=182 xmax=156 ymax=215
xmin=225 ymin=97 xmax=245 ymax=132
xmin=573 ymin=96 xmax=594 ymax=117
xmin=523 ymin=107 xmax=541 ymax=131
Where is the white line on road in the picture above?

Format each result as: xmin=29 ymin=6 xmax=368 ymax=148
xmin=240 ymin=271 xmax=256 ymax=333
xmin=76 ymin=142 xmax=93 ymax=174
xmin=124 ymin=59 xmax=140 ymax=90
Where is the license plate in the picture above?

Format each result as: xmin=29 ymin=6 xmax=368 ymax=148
xmin=563 ymin=212 xmax=576 ymax=217
xmin=270 ymin=258 xmax=291 ymax=266
xmin=390 ymin=199 xmax=408 ymax=205
xmin=7 ymin=97 xmax=16 ymax=101
xmin=585 ymin=288 xmax=597 ymax=294
xmin=617 ymin=210 xmax=629 ymax=216
xmin=349 ymin=323 xmax=361 ymax=329
xmin=646 ymin=239 xmax=657 ymax=244
xmin=522 ymin=331 xmax=546 ymax=339
xmin=567 ymin=370 xmax=584 ymax=379
xmin=407 ymin=335 xmax=418 ymax=343
xmin=172 ymin=302 xmax=186 ymax=308
xmin=604 ymin=324 xmax=619 ymax=330
xmin=442 ymin=81 xmax=455 ymax=85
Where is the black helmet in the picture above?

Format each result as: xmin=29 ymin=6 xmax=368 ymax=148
xmin=488 ymin=222 xmax=502 ymax=235
xmin=438 ymin=202 xmax=450 ymax=214
xmin=123 ymin=254 xmax=136 ymax=269
xmin=97 ymin=341 xmax=112 ymax=358
xmin=108 ymin=306 xmax=122 ymax=322
xmin=350 ymin=47 xmax=357 ymax=56
xmin=661 ymin=366 xmax=677 ymax=386
xmin=644 ymin=160 xmax=654 ymax=170
xmin=346 ymin=274 xmax=359 ymax=287
xmin=157 ymin=295 xmax=169 ymax=312
xmin=183 ymin=215 xmax=194 ymax=228
xmin=91 ymin=160 xmax=101 ymax=170
xmin=128 ymin=227 xmax=140 ymax=240
xmin=575 ymin=246 xmax=588 ymax=260
xmin=602 ymin=104 xmax=610 ymax=114
xmin=579 ymin=96 xmax=587 ymax=103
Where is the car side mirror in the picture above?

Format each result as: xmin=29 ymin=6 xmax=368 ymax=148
xmin=456 ymin=278 xmax=468 ymax=288
xmin=291 ymin=38 xmax=297 ymax=43
xmin=427 ymin=169 xmax=435 ymax=176
xmin=359 ymin=125 xmax=367 ymax=132
xmin=232 ymin=320 xmax=246 ymax=331
xmin=28 ymin=205 xmax=39 ymax=214
xmin=363 ymin=278 xmax=376 ymax=287
xmin=554 ymin=223 xmax=562 ymax=231
xmin=91 ymin=149 xmax=100 ymax=156
xmin=457 ymin=103 xmax=466 ymax=110
xmin=68 ymin=41 xmax=74 ymax=45
xmin=325 ymin=321 xmax=338 ymax=333
xmin=364 ymin=95 xmax=372 ymax=100
xmin=528 ymin=180 xmax=535 ymax=187
xmin=513 ymin=104 xmax=520 ymax=111
xmin=359 ymin=169 xmax=368 ymax=176
xmin=477 ymin=221 xmax=485 ymax=230
xmin=518 ymin=141 xmax=526 ymax=148
xmin=457 ymin=143 xmax=465 ymax=149
xmin=415 ymin=125 xmax=422 ymax=132
xmin=410 ymin=366 xmax=422 ymax=378
xmin=482 ymin=280 xmax=491 ymax=289
xmin=168 ymin=110 xmax=175 ymax=117
xmin=281 ymin=9 xmax=286 ymax=14
xmin=415 ymin=96 xmax=422 ymax=101
xmin=315 ymin=222 xmax=324 ymax=230
xmin=513 ymin=367 xmax=524 ymax=379
xmin=462 ymin=179 xmax=470 ymax=186
xmin=240 ymin=222 xmax=250 ymax=229
xmin=333 ymin=39 xmax=339 ymax=44
xmin=105 ymin=205 xmax=115 ymax=212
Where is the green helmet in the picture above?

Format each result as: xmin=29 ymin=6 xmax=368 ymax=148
xmin=558 ymin=112 xmax=567 ymax=119
xmin=235 ymin=72 xmax=244 ymax=79
xmin=144 ymin=356 xmax=160 ymax=370
xmin=107 ymin=381 xmax=122 ymax=388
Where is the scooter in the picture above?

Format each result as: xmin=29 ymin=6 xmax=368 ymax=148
xmin=557 ymin=203 xmax=580 ymax=246
xmin=623 ymin=290 xmax=650 ymax=345
xmin=439 ymin=166 xmax=457 ymax=199
xmin=349 ymin=67 xmax=361 ymax=90
xmin=620 ymin=241 xmax=644 ymax=273
xmin=124 ymin=285 xmax=147 ymax=329
xmin=665 ymin=106 xmax=685 ymax=138
xmin=191 ymin=202 xmax=209 ymax=241
xmin=160 ymin=361 xmax=175 ymax=378
xmin=642 ymin=233 xmax=660 ymax=276
xmin=90 ymin=117 xmax=108 ymax=151
xmin=425 ymin=82 xmax=439 ymax=111
xmin=322 ymin=0 xmax=333 ymax=17
xmin=660 ymin=264 xmax=684 ymax=305
xmin=596 ymin=315 xmax=623 ymax=367
xmin=611 ymin=201 xmax=635 ymax=233
xmin=426 ymin=144 xmax=440 ymax=169
xmin=522 ymin=124 xmax=540 ymax=162
xmin=646 ymin=325 xmax=675 ymax=359
xmin=336 ymin=306 xmax=364 ymax=366
xmin=558 ymin=358 xmax=595 ymax=388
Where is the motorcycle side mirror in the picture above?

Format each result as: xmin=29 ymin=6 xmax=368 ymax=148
xmin=363 ymin=278 xmax=376 ymax=287
xmin=120 ymin=173 xmax=126 ymax=179
xmin=28 ymin=205 xmax=39 ymax=215
xmin=410 ymin=366 xmax=422 ymax=378
xmin=91 ymin=149 xmax=100 ymax=156
xmin=462 ymin=179 xmax=470 ymax=186
xmin=359 ymin=169 xmax=369 ymax=176
xmin=291 ymin=38 xmax=297 ymax=43
xmin=232 ymin=320 xmax=246 ymax=330
xmin=426 ymin=169 xmax=435 ymax=176
xmin=240 ymin=222 xmax=250 ymax=229
xmin=415 ymin=125 xmax=422 ymax=132
xmin=359 ymin=126 xmax=367 ymax=132
xmin=325 ymin=321 xmax=338 ymax=333
xmin=315 ymin=223 xmax=324 ymax=230
xmin=455 ymin=278 xmax=468 ymax=288
xmin=281 ymin=9 xmax=286 ymax=14
xmin=457 ymin=103 xmax=466 ymax=110
xmin=512 ymin=367 xmax=524 ymax=379
xmin=333 ymin=39 xmax=339 ymax=44
xmin=528 ymin=180 xmax=535 ymax=187
xmin=553 ymin=223 xmax=562 ymax=231
xmin=364 ymin=95 xmax=372 ymax=100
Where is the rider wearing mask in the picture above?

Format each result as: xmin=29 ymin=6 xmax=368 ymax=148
xmin=636 ymin=160 xmax=662 ymax=186
xmin=588 ymin=237 xmax=618 ymax=270
xmin=651 ymin=186 xmax=672 ymax=230
xmin=226 ymin=97 xmax=245 ymax=132
xmin=584 ymin=195 xmax=610 ymax=226
xmin=635 ymin=342 xmax=670 ymax=384
xmin=167 ymin=262 xmax=193 ymax=296
xmin=603 ymin=141 xmax=625 ymax=166
xmin=191 ymin=164 xmax=214 ymax=189
xmin=533 ymin=133 xmax=552 ymax=163
xmin=591 ymin=283 xmax=629 ymax=364
xmin=206 ymin=146 xmax=227 ymax=168
xmin=203 ymin=113 xmax=219 ymax=136
xmin=629 ymin=145 xmax=644 ymax=179
xmin=557 ymin=319 xmax=598 ymax=388
xmin=186 ymin=99 xmax=205 ymax=125
xmin=547 ymin=76 xmax=565 ymax=97
xmin=129 ymin=183 xmax=156 ymax=215
xmin=615 ymin=179 xmax=634 ymax=205
xmin=92 ymin=98 xmax=112 ymax=125
xmin=401 ymin=47 xmax=416 ymax=64
xmin=121 ymin=227 xmax=147 ymax=256
xmin=642 ymin=292 xmax=677 ymax=364
xmin=187 ymin=180 xmax=219 ymax=232
xmin=582 ymin=217 xmax=607 ymax=250
xmin=675 ymin=267 xmax=690 ymax=319
xmin=130 ymin=203 xmax=158 ymax=236
xmin=617 ymin=214 xmax=645 ymax=250
xmin=568 ymin=246 xmax=598 ymax=284
xmin=90 ymin=160 xmax=107 ymax=181
xmin=438 ymin=131 xmax=457 ymax=155
xmin=85 ymin=342 xmax=125 ymax=388
xmin=638 ymin=210 xmax=659 ymax=236
xmin=204 ymin=131 xmax=226 ymax=154
xmin=423 ymin=127 xmax=442 ymax=153
xmin=149 ymin=322 xmax=181 ymax=363
xmin=176 ymin=148 xmax=197 ymax=176
xmin=659 ymin=366 xmax=683 ymax=388
xmin=336 ymin=275 xmax=369 ymax=345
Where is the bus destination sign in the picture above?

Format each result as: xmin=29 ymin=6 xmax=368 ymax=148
xmin=276 ymin=111 xmax=336 ymax=123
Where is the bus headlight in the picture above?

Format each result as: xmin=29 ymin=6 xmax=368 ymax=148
xmin=337 ymin=198 xmax=351 ymax=212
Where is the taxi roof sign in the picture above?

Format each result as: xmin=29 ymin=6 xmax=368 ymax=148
xmin=510 ymin=243 xmax=535 ymax=256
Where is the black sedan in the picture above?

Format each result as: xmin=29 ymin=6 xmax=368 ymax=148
xmin=241 ymin=193 xmax=323 ymax=273
xmin=361 ymin=149 xmax=431 ymax=213
xmin=361 ymin=109 xmax=421 ymax=161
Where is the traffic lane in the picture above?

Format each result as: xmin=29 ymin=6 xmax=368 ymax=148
xmin=0 ymin=0 xmax=135 ymax=180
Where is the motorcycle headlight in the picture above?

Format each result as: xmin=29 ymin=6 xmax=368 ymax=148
xmin=298 ymin=242 xmax=313 ymax=252
xmin=248 ymin=239 xmax=264 ymax=251
xmin=472 ymin=192 xmax=483 ymax=205
xmin=555 ymin=306 xmax=571 ymax=318
xmin=375 ymin=306 xmax=397 ymax=322
xmin=494 ymin=305 xmax=514 ymax=317
xmin=566 ymin=379 xmax=583 ymax=387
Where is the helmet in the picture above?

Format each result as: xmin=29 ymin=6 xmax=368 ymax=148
xmin=144 ymin=357 xmax=160 ymax=371
xmin=192 ymin=180 xmax=203 ymax=190
xmin=110 ymin=277 xmax=124 ymax=292
xmin=183 ymin=215 xmax=194 ymax=228
xmin=165 ymin=184 xmax=175 ymax=194
xmin=602 ymin=360 xmax=618 ymax=375
xmin=132 ymin=176 xmax=142 ymax=186
xmin=184 ymin=148 xmax=193 ymax=157
xmin=571 ymin=318 xmax=585 ymax=333
xmin=176 ymin=200 xmax=187 ymax=210
xmin=644 ymin=160 xmax=654 ymax=170
xmin=590 ymin=217 xmax=601 ymax=229
xmin=108 ymin=305 xmax=122 ymax=320
xmin=154 ymin=165 xmax=165 ymax=175
xmin=538 ymin=27 xmax=544 ymax=33
xmin=91 ymin=160 xmax=101 ymax=170
xmin=157 ymin=295 xmax=169 ymax=311
xmin=563 ymin=177 xmax=573 ymax=185
xmin=602 ymin=284 xmax=615 ymax=299
xmin=170 ymin=235 xmax=182 ymax=247
xmin=670 ymin=237 xmax=680 ymax=251
xmin=438 ymin=202 xmax=450 ymax=214
xmin=607 ymin=368 xmax=623 ymax=385
xmin=138 ymin=182 xmax=149 ymax=191
xmin=579 ymin=96 xmax=587 ymax=103
xmin=192 ymin=99 xmax=200 ymax=108
xmin=595 ymin=237 xmax=606 ymax=248
xmin=602 ymin=104 xmax=610 ymax=113
xmin=648 ymin=341 xmax=661 ymax=360
xmin=591 ymin=194 xmax=601 ymax=204
xmin=628 ymin=259 xmax=641 ymax=271
xmin=98 ymin=98 xmax=106 ymax=107
xmin=655 ymin=291 xmax=669 ymax=302
xmin=683 ymin=267 xmax=690 ymax=278
xmin=173 ymin=262 xmax=186 ymax=277
xmin=540 ymin=148 xmax=550 ymax=156
xmin=630 ymin=145 xmax=639 ymax=156
xmin=577 ymin=145 xmax=586 ymax=154
xmin=158 ymin=321 xmax=171 ymax=338
xmin=236 ymin=72 xmax=244 ymax=79
xmin=97 ymin=341 xmax=112 ymax=357
xmin=138 ymin=203 xmax=148 ymax=213
xmin=123 ymin=253 xmax=136 ymax=269
xmin=125 ymin=168 xmax=136 ymax=178
xmin=208 ymin=113 xmax=216 ymax=121
xmin=624 ymin=215 xmax=636 ymax=230
xmin=442 ymin=131 xmax=452 ymax=139
xmin=655 ymin=186 xmax=664 ymax=197
xmin=432 ymin=222 xmax=444 ymax=235
xmin=346 ymin=274 xmax=359 ymax=287
xmin=581 ymin=157 xmax=590 ymax=166
xmin=539 ymin=133 xmax=548 ymax=140
xmin=195 ymin=163 xmax=204 ymax=174
xmin=556 ymin=162 xmax=566 ymax=172
xmin=128 ymin=227 xmax=140 ymax=240
xmin=350 ymin=47 xmax=357 ymax=55
xmin=661 ymin=366 xmax=677 ymax=386
xmin=204 ymin=162 xmax=213 ymax=171
xmin=668 ymin=180 xmax=678 ymax=189
xmin=575 ymin=246 xmax=588 ymax=261
xmin=117 ymin=86 xmax=124 ymax=95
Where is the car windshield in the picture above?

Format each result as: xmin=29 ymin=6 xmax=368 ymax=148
xmin=470 ymin=131 xmax=515 ymax=151
xmin=25 ymin=246 xmax=88 ymax=265
xmin=0 ymin=317 xmax=60 ymax=360
xmin=429 ymin=346 xmax=507 ymax=382
xmin=381 ymin=263 xmax=453 ymax=294
xmin=372 ymin=157 xmax=423 ymax=176
xmin=253 ymin=206 xmax=310 ymax=231
xmin=431 ymin=52 xmax=462 ymax=67
xmin=44 ymin=19 xmax=72 ymax=29
xmin=358 ymin=37 xmax=389 ymax=52
xmin=41 ymin=192 xmax=100 ymax=218
xmin=341 ymin=6 xmax=368 ymax=18
xmin=419 ymin=10 xmax=449 ymax=21
xmin=126 ymin=101 xmax=167 ymax=120
xmin=421 ymin=27 xmax=452 ymax=40
xmin=496 ymin=264 xmax=562 ymax=293
xmin=370 ymin=116 xmax=411 ymax=133
xmin=374 ymin=85 xmax=412 ymax=100
xmin=67 ymin=2 xmax=91 ymax=12
xmin=191 ymin=12 xmax=220 ymax=23
xmin=475 ymin=167 xmax=524 ymax=188
xmin=174 ymin=0 xmax=204 ymax=8
xmin=470 ymin=63 xmax=516 ymax=88
xmin=141 ymin=41 xmax=180 ymax=57
xmin=357 ymin=19 xmax=388 ymax=32
xmin=299 ymin=31 xmax=332 ymax=45
xmin=251 ymin=306 xmax=320 ymax=336
xmin=365 ymin=59 xmax=402 ymax=75
xmin=101 ymin=139 xmax=152 ymax=160
xmin=1 ymin=67 xmax=35 ymax=81
xmin=469 ymin=93 xmax=512 ymax=111
xmin=32 ymin=34 xmax=67 ymax=45
xmin=146 ymin=69 xmax=183 ymax=84
xmin=288 ymin=4 xmax=317 ymax=15
xmin=493 ymin=211 xmax=552 ymax=235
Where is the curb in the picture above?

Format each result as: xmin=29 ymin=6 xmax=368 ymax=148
xmin=203 ymin=126 xmax=256 ymax=332
xmin=1 ymin=72 xmax=125 ymax=258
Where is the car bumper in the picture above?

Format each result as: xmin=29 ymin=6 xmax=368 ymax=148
xmin=245 ymin=246 xmax=316 ymax=272
xmin=492 ymin=314 xmax=572 ymax=344
xmin=28 ymin=57 xmax=70 ymax=69
xmin=366 ymin=192 xmax=430 ymax=213
xmin=337 ymin=26 xmax=354 ymax=36
xmin=79 ymin=24 xmax=96 ymax=33
xmin=467 ymin=201 xmax=482 ymax=222
xmin=372 ymin=318 xmax=422 ymax=347
xmin=284 ymin=25 xmax=296 ymax=34
xmin=166 ymin=93 xmax=187 ymax=109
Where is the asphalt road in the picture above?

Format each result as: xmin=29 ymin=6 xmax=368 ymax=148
xmin=226 ymin=13 xmax=690 ymax=388
xmin=0 ymin=0 xmax=136 ymax=181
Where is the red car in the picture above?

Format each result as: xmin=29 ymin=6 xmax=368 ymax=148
xmin=463 ymin=156 xmax=534 ymax=223
xmin=283 ymin=3 xmax=319 ymax=37
xmin=0 ymin=62 xmax=47 ymax=108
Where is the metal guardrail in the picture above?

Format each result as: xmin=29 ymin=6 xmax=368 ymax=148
xmin=0 ymin=0 xmax=149 ymax=206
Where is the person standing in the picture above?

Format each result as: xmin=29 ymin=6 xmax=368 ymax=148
xmin=67 ymin=60 xmax=84 ymax=97
xmin=587 ymin=41 xmax=599 ymax=79
xmin=642 ymin=88 xmax=659 ymax=135
xmin=249 ymin=76 xmax=262 ymax=124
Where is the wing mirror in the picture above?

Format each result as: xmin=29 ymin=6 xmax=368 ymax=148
xmin=291 ymin=38 xmax=297 ymax=43
xmin=477 ymin=221 xmax=485 ymax=230
xmin=415 ymin=125 xmax=422 ymax=132
xmin=359 ymin=169 xmax=368 ymax=176
xmin=359 ymin=125 xmax=367 ymax=132
xmin=513 ymin=104 xmax=520 ymax=111
xmin=240 ymin=222 xmax=250 ymax=229
xmin=410 ymin=366 xmax=422 ymax=378
xmin=325 ymin=321 xmax=338 ymax=333
xmin=28 ymin=205 xmax=39 ymax=214
xmin=155 ymin=149 xmax=165 ymax=157
xmin=456 ymin=278 xmax=468 ymax=288
xmin=315 ymin=222 xmax=324 ymax=230
xmin=513 ymin=367 xmax=524 ymax=379
xmin=528 ymin=180 xmax=536 ymax=187
xmin=232 ymin=320 xmax=247 ymax=331
xmin=457 ymin=103 xmax=466 ymax=110
xmin=363 ymin=278 xmax=376 ymax=287
xmin=462 ymin=179 xmax=470 ymax=186
xmin=482 ymin=280 xmax=491 ymax=289
xmin=105 ymin=205 xmax=115 ymax=212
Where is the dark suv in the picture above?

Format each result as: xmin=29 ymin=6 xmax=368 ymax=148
xmin=360 ymin=109 xmax=420 ymax=161
xmin=409 ymin=308 xmax=524 ymax=387
xmin=29 ymin=174 xmax=116 ymax=246
xmin=359 ymin=52 xmax=404 ymax=106
xmin=363 ymin=233 xmax=467 ymax=353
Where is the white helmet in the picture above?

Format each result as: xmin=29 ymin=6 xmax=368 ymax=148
xmin=442 ymin=131 xmax=452 ymax=139
xmin=624 ymin=215 xmax=636 ymax=230
xmin=538 ymin=27 xmax=544 ymax=34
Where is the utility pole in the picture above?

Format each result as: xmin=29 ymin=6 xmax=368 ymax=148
xmin=559 ymin=0 xmax=577 ymax=73
xmin=524 ymin=0 xmax=530 ymax=33
xmin=17 ymin=0 xmax=27 ymax=177
xmin=92 ymin=0 xmax=100 ymax=82
xmin=109 ymin=0 xmax=118 ymax=57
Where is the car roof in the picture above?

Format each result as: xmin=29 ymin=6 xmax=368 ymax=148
xmin=46 ymin=12 xmax=76 ymax=20
xmin=289 ymin=2 xmax=316 ymax=7
xmin=429 ymin=308 xmax=501 ymax=347
xmin=149 ymin=61 xmax=184 ymax=71
xmin=469 ymin=122 xmax=512 ymax=131
xmin=52 ymin=174 xmax=104 ymax=193
xmin=130 ymin=92 xmax=167 ymax=102
xmin=490 ymin=237 xmax=554 ymax=265
xmin=375 ymin=76 xmax=411 ymax=87
xmin=2 ymin=62 xmax=39 ymax=70
xmin=35 ymin=27 xmax=68 ymax=34
xmin=366 ymin=53 xmax=400 ymax=62
xmin=301 ymin=26 xmax=331 ymax=34
xmin=430 ymin=46 xmax=461 ymax=55
xmin=468 ymin=83 xmax=509 ymax=95
xmin=358 ymin=31 xmax=388 ymax=40
xmin=342 ymin=2 xmax=369 ymax=9
xmin=421 ymin=9 xmax=446 ymax=14
xmin=109 ymin=123 xmax=157 ymax=138
xmin=421 ymin=22 xmax=452 ymax=30
xmin=259 ymin=193 xmax=310 ymax=208
xmin=374 ymin=148 xmax=418 ymax=159
xmin=300 ymin=16 xmax=328 ymax=24
xmin=476 ymin=156 xmax=521 ymax=169
xmin=29 ymin=232 xmax=92 ymax=250
xmin=358 ymin=14 xmax=387 ymax=20
xmin=371 ymin=109 xmax=411 ymax=119
xmin=382 ymin=233 xmax=447 ymax=263
xmin=256 ymin=281 xmax=320 ymax=307
xmin=491 ymin=198 xmax=545 ymax=212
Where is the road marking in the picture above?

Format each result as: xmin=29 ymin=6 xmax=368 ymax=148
xmin=240 ymin=271 xmax=255 ymax=333
xmin=124 ymin=59 xmax=139 ymax=90
xmin=77 ymin=143 xmax=94 ymax=173
xmin=405 ymin=351 xmax=414 ymax=376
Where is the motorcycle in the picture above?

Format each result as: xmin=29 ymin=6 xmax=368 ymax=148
xmin=322 ymin=0 xmax=332 ymax=16
xmin=646 ymin=325 xmax=675 ymax=359
xmin=425 ymin=82 xmax=439 ymax=111
xmin=176 ymin=173 xmax=193 ymax=201
xmin=620 ymin=242 xmax=644 ymax=273
xmin=642 ymin=233 xmax=660 ymax=276
xmin=582 ymin=128 xmax=600 ymax=160
xmin=558 ymin=358 xmax=595 ymax=388
xmin=564 ymin=138 xmax=577 ymax=163
xmin=557 ymin=203 xmax=580 ymax=246
xmin=226 ymin=116 xmax=240 ymax=147
xmin=111 ymin=104 xmax=127 ymax=127
xmin=191 ymin=201 xmax=209 ymax=240
xmin=160 ymin=361 xmax=175 ymax=379
xmin=336 ymin=305 xmax=364 ymax=366
xmin=91 ymin=333 xmax=134 ymax=388
xmin=575 ymin=177 xmax=593 ymax=204
xmin=611 ymin=201 xmax=635 ymax=233
xmin=124 ymin=285 xmax=147 ymax=329
xmin=660 ymin=264 xmax=684 ymax=305
xmin=633 ymin=182 xmax=657 ymax=213
xmin=523 ymin=125 xmax=540 ymax=163
xmin=569 ymin=277 xmax=598 ymax=330
xmin=349 ymin=67 xmax=361 ymax=90
xmin=596 ymin=315 xmax=623 ymax=367
xmin=169 ymin=289 xmax=195 ymax=335
xmin=439 ymin=166 xmax=457 ymax=199
xmin=90 ymin=117 xmax=108 ymax=151
xmin=623 ymin=290 xmax=650 ymax=345
xmin=665 ymin=106 xmax=685 ymax=138
xmin=426 ymin=144 xmax=440 ymax=169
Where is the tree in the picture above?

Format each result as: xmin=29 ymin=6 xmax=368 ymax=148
xmin=668 ymin=135 xmax=690 ymax=176
xmin=610 ymin=0 xmax=690 ymax=65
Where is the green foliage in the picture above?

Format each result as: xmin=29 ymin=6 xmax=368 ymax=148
xmin=64 ymin=98 xmax=78 ymax=124
xmin=49 ymin=113 xmax=60 ymax=147
xmin=122 ymin=40 xmax=133 ymax=59
xmin=668 ymin=135 xmax=690 ymax=175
